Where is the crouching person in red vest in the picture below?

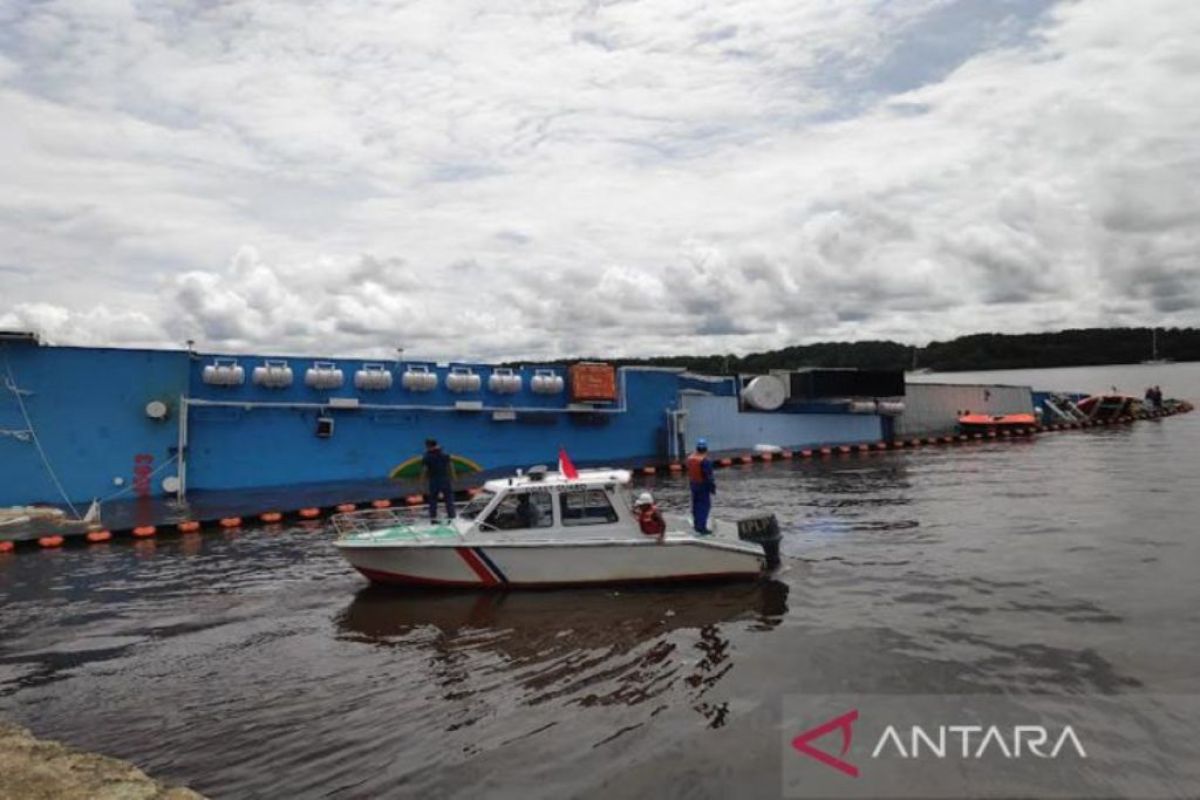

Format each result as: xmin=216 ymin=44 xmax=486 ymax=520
xmin=633 ymin=492 xmax=666 ymax=543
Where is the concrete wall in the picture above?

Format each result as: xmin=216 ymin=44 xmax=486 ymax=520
xmin=680 ymin=395 xmax=882 ymax=452
xmin=895 ymin=383 xmax=1034 ymax=436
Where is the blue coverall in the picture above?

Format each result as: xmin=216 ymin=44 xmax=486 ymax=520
xmin=422 ymin=447 xmax=457 ymax=521
xmin=686 ymin=451 xmax=716 ymax=533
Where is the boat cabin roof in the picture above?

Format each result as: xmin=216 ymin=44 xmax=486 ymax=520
xmin=481 ymin=468 xmax=631 ymax=494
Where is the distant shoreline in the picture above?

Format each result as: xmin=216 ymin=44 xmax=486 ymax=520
xmin=586 ymin=327 xmax=1200 ymax=376
xmin=910 ymin=359 xmax=1194 ymax=374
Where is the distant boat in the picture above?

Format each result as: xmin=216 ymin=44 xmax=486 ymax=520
xmin=1142 ymin=328 xmax=1172 ymax=365
xmin=1076 ymin=395 xmax=1139 ymax=421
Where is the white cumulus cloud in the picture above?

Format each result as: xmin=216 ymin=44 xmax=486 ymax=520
xmin=1 ymin=0 xmax=1198 ymax=361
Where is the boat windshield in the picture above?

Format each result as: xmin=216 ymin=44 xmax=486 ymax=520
xmin=458 ymin=490 xmax=495 ymax=520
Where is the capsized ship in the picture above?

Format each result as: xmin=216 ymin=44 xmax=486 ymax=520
xmin=1 ymin=332 xmax=899 ymax=537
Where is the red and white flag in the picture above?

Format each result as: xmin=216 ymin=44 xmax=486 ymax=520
xmin=558 ymin=447 xmax=579 ymax=479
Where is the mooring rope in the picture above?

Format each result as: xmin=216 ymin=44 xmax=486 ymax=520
xmin=98 ymin=454 xmax=179 ymax=503
xmin=1 ymin=347 xmax=82 ymax=519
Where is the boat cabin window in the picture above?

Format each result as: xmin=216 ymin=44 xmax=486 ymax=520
xmin=459 ymin=491 xmax=495 ymax=520
xmin=483 ymin=490 xmax=554 ymax=530
xmin=559 ymin=489 xmax=619 ymax=526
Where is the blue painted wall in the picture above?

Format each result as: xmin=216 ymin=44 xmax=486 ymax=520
xmin=680 ymin=395 xmax=882 ymax=452
xmin=186 ymin=362 xmax=681 ymax=491
xmin=0 ymin=342 xmax=188 ymax=507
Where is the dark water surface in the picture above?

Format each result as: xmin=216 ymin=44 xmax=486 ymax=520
xmin=2 ymin=365 xmax=1200 ymax=799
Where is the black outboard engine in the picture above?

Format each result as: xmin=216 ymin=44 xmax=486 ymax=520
xmin=736 ymin=513 xmax=782 ymax=569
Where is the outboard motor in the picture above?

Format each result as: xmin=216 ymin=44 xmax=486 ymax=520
xmin=736 ymin=513 xmax=782 ymax=569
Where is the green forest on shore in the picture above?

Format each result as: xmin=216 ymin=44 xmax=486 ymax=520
xmin=567 ymin=327 xmax=1200 ymax=375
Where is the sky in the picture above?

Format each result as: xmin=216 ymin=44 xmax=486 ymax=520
xmin=1 ymin=0 xmax=1198 ymax=362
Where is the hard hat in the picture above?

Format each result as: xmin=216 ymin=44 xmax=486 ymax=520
xmin=696 ymin=437 xmax=708 ymax=450
xmin=635 ymin=492 xmax=654 ymax=506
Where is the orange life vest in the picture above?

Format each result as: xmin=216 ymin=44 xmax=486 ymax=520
xmin=686 ymin=452 xmax=708 ymax=483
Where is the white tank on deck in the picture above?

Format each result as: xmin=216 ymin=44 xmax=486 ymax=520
xmin=354 ymin=363 xmax=393 ymax=391
xmin=742 ymin=375 xmax=787 ymax=411
xmin=253 ymin=360 xmax=294 ymax=389
xmin=401 ymin=365 xmax=437 ymax=391
xmin=488 ymin=368 xmax=522 ymax=394
xmin=531 ymin=369 xmax=564 ymax=395
xmin=446 ymin=367 xmax=481 ymax=393
xmin=202 ymin=358 xmax=245 ymax=387
xmin=305 ymin=362 xmax=344 ymax=390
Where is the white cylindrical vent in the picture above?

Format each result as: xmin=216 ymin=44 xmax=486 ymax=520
xmin=488 ymin=368 xmax=522 ymax=394
xmin=446 ymin=367 xmax=481 ymax=393
xmin=305 ymin=362 xmax=344 ymax=389
xmin=401 ymin=365 xmax=438 ymax=391
xmin=253 ymin=360 xmax=294 ymax=389
xmin=354 ymin=364 xmax=393 ymax=391
xmin=531 ymin=369 xmax=564 ymax=394
xmin=202 ymin=358 xmax=245 ymax=386
xmin=742 ymin=375 xmax=787 ymax=411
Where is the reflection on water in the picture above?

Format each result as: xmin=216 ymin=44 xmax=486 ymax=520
xmin=1 ymin=381 xmax=1199 ymax=797
xmin=339 ymin=582 xmax=789 ymax=645
xmin=338 ymin=582 xmax=788 ymax=729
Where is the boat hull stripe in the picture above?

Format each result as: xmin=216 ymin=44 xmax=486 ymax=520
xmin=472 ymin=547 xmax=508 ymax=584
xmin=456 ymin=546 xmax=498 ymax=585
xmin=354 ymin=565 xmax=761 ymax=589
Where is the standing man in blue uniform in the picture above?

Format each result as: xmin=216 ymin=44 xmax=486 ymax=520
xmin=686 ymin=438 xmax=716 ymax=535
xmin=421 ymin=438 xmax=456 ymax=522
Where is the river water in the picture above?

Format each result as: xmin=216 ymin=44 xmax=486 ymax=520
xmin=1 ymin=364 xmax=1199 ymax=798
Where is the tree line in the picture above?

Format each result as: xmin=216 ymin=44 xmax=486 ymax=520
xmin=543 ymin=327 xmax=1200 ymax=375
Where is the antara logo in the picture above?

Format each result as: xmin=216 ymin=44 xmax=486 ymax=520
xmin=792 ymin=710 xmax=1087 ymax=778
xmin=791 ymin=710 xmax=861 ymax=777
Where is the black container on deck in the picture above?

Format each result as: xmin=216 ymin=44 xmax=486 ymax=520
xmin=788 ymin=368 xmax=906 ymax=399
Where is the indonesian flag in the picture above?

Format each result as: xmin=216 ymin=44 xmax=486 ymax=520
xmin=558 ymin=447 xmax=579 ymax=479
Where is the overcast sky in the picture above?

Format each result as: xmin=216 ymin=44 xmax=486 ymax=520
xmin=1 ymin=0 xmax=1197 ymax=361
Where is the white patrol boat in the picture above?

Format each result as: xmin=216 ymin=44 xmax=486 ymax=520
xmin=332 ymin=467 xmax=782 ymax=588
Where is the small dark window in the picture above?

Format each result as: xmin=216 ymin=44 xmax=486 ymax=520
xmin=316 ymin=417 xmax=334 ymax=438
xmin=484 ymin=491 xmax=553 ymax=530
xmin=560 ymin=489 xmax=618 ymax=526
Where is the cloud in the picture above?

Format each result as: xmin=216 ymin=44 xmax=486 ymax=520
xmin=1 ymin=0 xmax=1198 ymax=361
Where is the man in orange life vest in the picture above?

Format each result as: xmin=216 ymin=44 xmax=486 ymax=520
xmin=686 ymin=438 xmax=716 ymax=535
xmin=633 ymin=492 xmax=666 ymax=542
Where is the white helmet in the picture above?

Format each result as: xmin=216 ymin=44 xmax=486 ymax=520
xmin=635 ymin=492 xmax=654 ymax=507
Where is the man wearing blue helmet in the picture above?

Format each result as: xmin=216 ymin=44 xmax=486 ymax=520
xmin=686 ymin=437 xmax=716 ymax=535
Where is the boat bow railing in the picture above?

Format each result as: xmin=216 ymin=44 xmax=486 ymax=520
xmin=331 ymin=507 xmax=446 ymax=540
